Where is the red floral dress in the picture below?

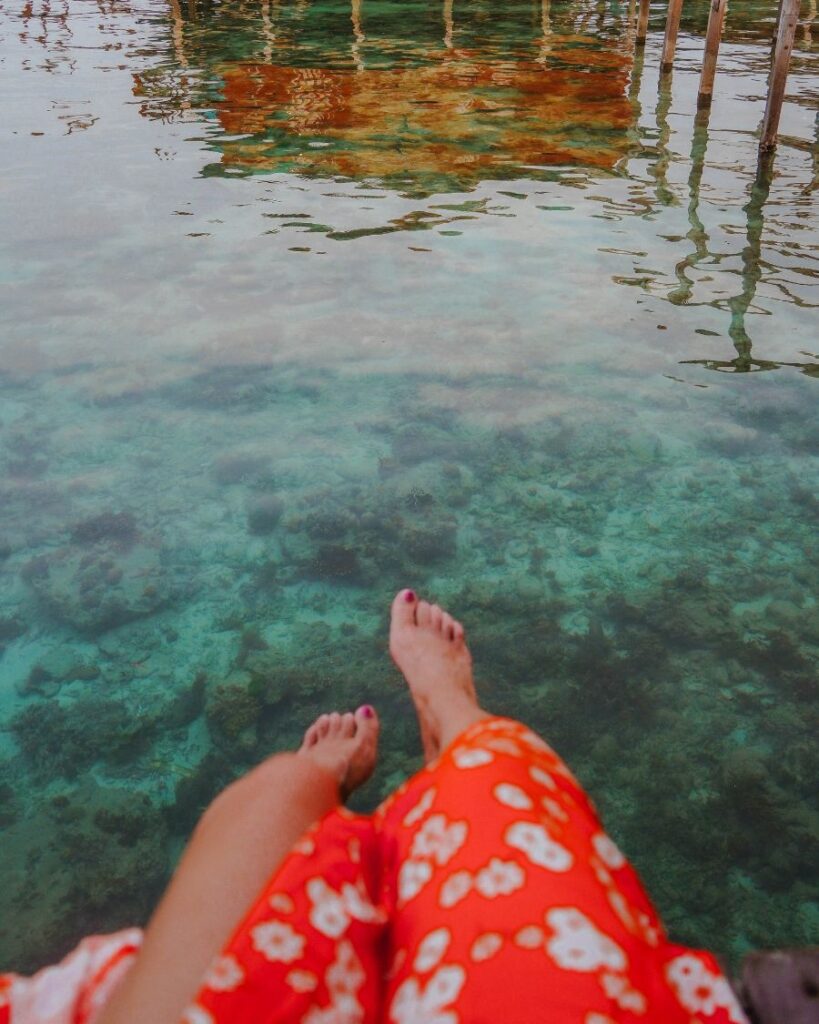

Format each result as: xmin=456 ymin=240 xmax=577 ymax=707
xmin=0 ymin=718 xmax=748 ymax=1024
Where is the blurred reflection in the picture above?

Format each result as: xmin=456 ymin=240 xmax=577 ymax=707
xmin=668 ymin=108 xmax=711 ymax=309
xmin=132 ymin=0 xmax=634 ymax=189
xmin=681 ymin=145 xmax=819 ymax=378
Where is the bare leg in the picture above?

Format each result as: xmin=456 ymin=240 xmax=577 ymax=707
xmin=389 ymin=589 xmax=488 ymax=760
xmin=97 ymin=707 xmax=379 ymax=1024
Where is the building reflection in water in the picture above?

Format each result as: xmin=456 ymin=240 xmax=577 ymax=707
xmin=126 ymin=0 xmax=816 ymax=378
xmin=133 ymin=0 xmax=634 ymax=189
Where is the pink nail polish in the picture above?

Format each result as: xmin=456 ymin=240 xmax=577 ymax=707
xmin=404 ymin=589 xmax=416 ymax=603
xmin=361 ymin=705 xmax=375 ymax=718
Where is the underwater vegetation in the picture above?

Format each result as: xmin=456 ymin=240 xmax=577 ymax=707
xmin=1 ymin=0 xmax=817 ymax=984
xmin=1 ymin=364 xmax=818 ymax=972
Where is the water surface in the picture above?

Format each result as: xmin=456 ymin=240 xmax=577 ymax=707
xmin=1 ymin=0 xmax=817 ymax=972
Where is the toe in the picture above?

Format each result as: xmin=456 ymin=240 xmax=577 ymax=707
xmin=429 ymin=604 xmax=444 ymax=632
xmin=316 ymin=713 xmax=331 ymax=738
xmin=302 ymin=720 xmax=322 ymax=748
xmin=441 ymin=611 xmax=455 ymax=641
xmin=390 ymin=589 xmax=418 ymax=633
xmin=355 ymin=704 xmax=380 ymax=745
xmin=453 ymin=620 xmax=465 ymax=643
xmin=327 ymin=711 xmax=342 ymax=735
xmin=415 ymin=600 xmax=432 ymax=627
xmin=340 ymin=712 xmax=356 ymax=737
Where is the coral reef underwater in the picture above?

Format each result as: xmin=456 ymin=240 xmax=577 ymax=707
xmin=0 ymin=0 xmax=817 ymax=983
xmin=1 ymin=363 xmax=817 ymax=973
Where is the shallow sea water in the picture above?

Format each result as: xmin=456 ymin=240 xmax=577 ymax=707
xmin=0 ymin=0 xmax=817 ymax=972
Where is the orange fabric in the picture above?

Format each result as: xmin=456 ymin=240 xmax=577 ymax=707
xmin=1 ymin=719 xmax=748 ymax=1024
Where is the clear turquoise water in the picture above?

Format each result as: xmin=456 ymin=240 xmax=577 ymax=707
xmin=0 ymin=0 xmax=817 ymax=973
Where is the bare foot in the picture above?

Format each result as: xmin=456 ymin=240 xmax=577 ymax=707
xmin=299 ymin=706 xmax=380 ymax=800
xmin=389 ymin=589 xmax=487 ymax=762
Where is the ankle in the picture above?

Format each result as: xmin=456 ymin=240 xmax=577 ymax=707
xmin=429 ymin=699 xmax=489 ymax=752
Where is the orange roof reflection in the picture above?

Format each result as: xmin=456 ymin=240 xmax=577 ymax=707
xmin=212 ymin=46 xmax=632 ymax=183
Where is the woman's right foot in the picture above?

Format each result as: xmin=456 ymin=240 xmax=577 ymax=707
xmin=299 ymin=706 xmax=380 ymax=800
xmin=389 ymin=589 xmax=487 ymax=761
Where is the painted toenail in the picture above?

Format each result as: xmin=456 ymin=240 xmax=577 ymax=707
xmin=361 ymin=705 xmax=375 ymax=718
xmin=404 ymin=589 xmax=416 ymax=602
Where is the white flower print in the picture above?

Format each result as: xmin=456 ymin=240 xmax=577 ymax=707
xmin=514 ymin=925 xmax=545 ymax=949
xmin=307 ymin=878 xmax=350 ymax=939
xmin=545 ymin=908 xmax=627 ymax=973
xmin=348 ymin=837 xmax=362 ymax=863
xmin=665 ymin=954 xmax=748 ymax=1022
xmin=181 ymin=1007 xmax=214 ymax=1024
xmin=470 ymin=933 xmax=503 ymax=962
xmin=294 ymin=836 xmax=316 ymax=856
xmin=517 ymin=729 xmax=549 ymax=752
xmin=411 ymin=815 xmax=468 ymax=866
xmin=484 ymin=737 xmax=523 ymax=756
xmin=474 ymin=857 xmax=525 ymax=898
xmin=404 ymin=787 xmax=437 ymax=826
xmin=270 ymin=892 xmax=295 ymax=914
xmin=414 ymin=928 xmax=452 ymax=972
xmin=585 ymin=1015 xmax=617 ymax=1024
xmin=398 ymin=859 xmax=434 ymax=905
xmin=439 ymin=869 xmax=473 ymax=908
xmin=287 ymin=969 xmax=319 ymax=993
xmin=306 ymin=878 xmax=384 ymax=937
xmin=326 ymin=940 xmax=366 ymax=1016
xmin=505 ymin=821 xmax=573 ymax=872
xmin=542 ymin=796 xmax=568 ymax=821
xmin=493 ymin=783 xmax=533 ymax=810
xmin=204 ymin=954 xmax=244 ymax=992
xmin=452 ymin=747 xmax=494 ymax=769
xmin=601 ymin=972 xmax=647 ymax=1014
xmin=251 ymin=920 xmax=306 ymax=963
xmin=302 ymin=1007 xmax=349 ymax=1024
xmin=390 ymin=964 xmax=467 ymax=1024
xmin=592 ymin=833 xmax=626 ymax=870
xmin=637 ymin=912 xmax=661 ymax=948
xmin=529 ymin=766 xmax=557 ymax=790
xmin=340 ymin=881 xmax=386 ymax=924
xmin=607 ymin=890 xmax=637 ymax=933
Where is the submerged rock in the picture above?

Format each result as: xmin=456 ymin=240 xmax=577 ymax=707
xmin=0 ymin=615 xmax=26 ymax=650
xmin=70 ymin=511 xmax=138 ymax=548
xmin=21 ymin=540 xmax=172 ymax=635
xmin=11 ymin=695 xmax=159 ymax=778
xmin=206 ymin=678 xmax=262 ymax=753
xmin=20 ymin=650 xmax=100 ymax=697
xmin=212 ymin=452 xmax=271 ymax=486
xmin=246 ymin=494 xmax=285 ymax=535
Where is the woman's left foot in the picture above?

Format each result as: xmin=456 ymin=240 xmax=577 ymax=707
xmin=298 ymin=707 xmax=380 ymax=800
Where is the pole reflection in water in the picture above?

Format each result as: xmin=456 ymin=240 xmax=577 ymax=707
xmin=668 ymin=106 xmax=712 ymax=309
xmin=681 ymin=151 xmax=819 ymax=378
xmin=651 ymin=65 xmax=675 ymax=208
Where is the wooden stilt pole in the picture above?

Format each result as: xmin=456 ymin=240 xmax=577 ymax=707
xmin=760 ymin=0 xmax=800 ymax=152
xmin=661 ymin=0 xmax=684 ymax=71
xmin=444 ymin=0 xmax=454 ymax=49
xmin=697 ymin=0 xmax=728 ymax=108
xmin=636 ymin=0 xmax=651 ymax=46
xmin=538 ymin=0 xmax=552 ymax=61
